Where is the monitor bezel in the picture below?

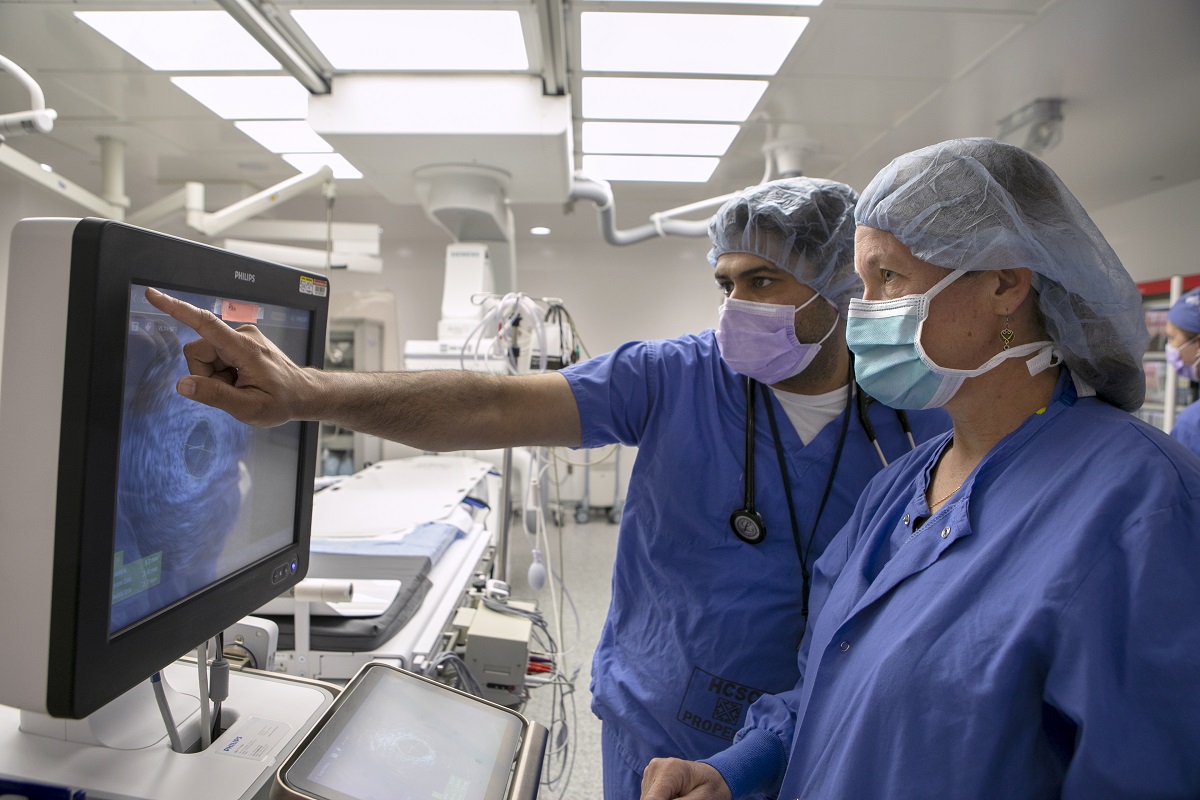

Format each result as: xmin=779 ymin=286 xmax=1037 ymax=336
xmin=46 ymin=218 xmax=329 ymax=718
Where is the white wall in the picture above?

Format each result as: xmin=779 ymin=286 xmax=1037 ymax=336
xmin=326 ymin=228 xmax=717 ymax=495
xmin=325 ymin=230 xmax=720 ymax=362
xmin=517 ymin=235 xmax=719 ymax=352
xmin=1092 ymin=176 xmax=1200 ymax=284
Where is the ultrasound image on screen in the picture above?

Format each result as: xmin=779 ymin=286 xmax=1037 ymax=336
xmin=109 ymin=286 xmax=312 ymax=633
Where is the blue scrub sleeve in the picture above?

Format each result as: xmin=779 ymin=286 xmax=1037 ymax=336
xmin=560 ymin=340 xmax=658 ymax=448
xmin=701 ymin=728 xmax=789 ymax=798
xmin=1169 ymin=402 xmax=1200 ymax=458
xmin=1047 ymin=500 xmax=1200 ymax=796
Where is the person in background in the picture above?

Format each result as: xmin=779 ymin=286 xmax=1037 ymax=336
xmin=641 ymin=138 xmax=1200 ymax=800
xmin=1165 ymin=286 xmax=1200 ymax=456
xmin=146 ymin=177 xmax=949 ymax=800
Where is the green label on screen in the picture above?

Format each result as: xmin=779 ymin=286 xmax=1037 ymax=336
xmin=112 ymin=549 xmax=163 ymax=603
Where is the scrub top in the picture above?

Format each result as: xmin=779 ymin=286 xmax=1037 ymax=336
xmin=707 ymin=370 xmax=1200 ymax=799
xmin=560 ymin=330 xmax=949 ymax=784
xmin=1171 ymin=398 xmax=1200 ymax=457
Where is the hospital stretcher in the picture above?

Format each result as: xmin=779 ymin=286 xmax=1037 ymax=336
xmin=256 ymin=455 xmax=501 ymax=682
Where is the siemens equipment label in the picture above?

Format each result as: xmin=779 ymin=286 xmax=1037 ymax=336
xmin=676 ymin=667 xmax=766 ymax=741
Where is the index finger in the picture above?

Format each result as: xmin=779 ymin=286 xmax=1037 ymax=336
xmin=144 ymin=287 xmax=245 ymax=353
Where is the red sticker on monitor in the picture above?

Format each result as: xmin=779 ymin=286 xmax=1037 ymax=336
xmin=221 ymin=299 xmax=260 ymax=323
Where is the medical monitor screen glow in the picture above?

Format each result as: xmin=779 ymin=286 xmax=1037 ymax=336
xmin=284 ymin=665 xmax=524 ymax=800
xmin=110 ymin=285 xmax=312 ymax=634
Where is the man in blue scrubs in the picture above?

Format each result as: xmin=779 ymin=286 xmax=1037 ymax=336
xmin=642 ymin=140 xmax=1200 ymax=799
xmin=557 ymin=178 xmax=947 ymax=798
xmin=146 ymin=177 xmax=948 ymax=799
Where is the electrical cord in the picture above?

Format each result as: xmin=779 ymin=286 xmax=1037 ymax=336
xmin=196 ymin=639 xmax=212 ymax=750
xmin=451 ymin=296 xmax=586 ymax=797
xmin=553 ymin=464 xmax=584 ymax=797
xmin=151 ymin=672 xmax=184 ymax=753
xmin=543 ymin=302 xmax=591 ymax=363
xmin=535 ymin=458 xmax=582 ymax=657
xmin=210 ymin=632 xmax=229 ymax=741
xmin=459 ymin=293 xmax=550 ymax=375
xmin=425 ymin=651 xmax=483 ymax=697
xmin=512 ymin=454 xmax=580 ymax=799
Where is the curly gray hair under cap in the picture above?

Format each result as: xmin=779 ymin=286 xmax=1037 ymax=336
xmin=707 ymin=177 xmax=861 ymax=316
xmin=856 ymin=137 xmax=1147 ymax=412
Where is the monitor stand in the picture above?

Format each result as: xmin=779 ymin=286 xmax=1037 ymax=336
xmin=0 ymin=662 xmax=336 ymax=799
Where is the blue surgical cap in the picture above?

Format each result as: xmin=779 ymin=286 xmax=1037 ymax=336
xmin=856 ymin=137 xmax=1147 ymax=412
xmin=1168 ymin=288 xmax=1200 ymax=335
xmin=707 ymin=177 xmax=861 ymax=315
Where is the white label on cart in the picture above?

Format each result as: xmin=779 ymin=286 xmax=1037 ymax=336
xmin=214 ymin=716 xmax=292 ymax=761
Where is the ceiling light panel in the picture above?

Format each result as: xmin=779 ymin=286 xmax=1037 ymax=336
xmin=283 ymin=153 xmax=363 ymax=180
xmin=583 ymin=121 xmax=739 ymax=156
xmin=582 ymin=77 xmax=767 ymax=122
xmin=74 ymin=11 xmax=281 ymax=71
xmin=236 ymin=121 xmax=332 ymax=154
xmin=291 ymin=10 xmax=528 ymax=71
xmin=581 ymin=12 xmax=807 ymax=76
xmin=171 ymin=77 xmax=308 ymax=120
xmin=582 ymin=155 xmax=718 ymax=183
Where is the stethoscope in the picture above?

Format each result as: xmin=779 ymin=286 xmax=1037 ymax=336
xmin=730 ymin=369 xmax=915 ymax=617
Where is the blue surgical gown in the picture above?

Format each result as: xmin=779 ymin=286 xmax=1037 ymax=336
xmin=560 ymin=331 xmax=949 ymax=789
xmin=706 ymin=370 xmax=1200 ymax=799
xmin=1171 ymin=399 xmax=1200 ymax=458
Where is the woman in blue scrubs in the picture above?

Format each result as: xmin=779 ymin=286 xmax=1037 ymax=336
xmin=642 ymin=138 xmax=1200 ymax=799
xmin=1165 ymin=287 xmax=1200 ymax=456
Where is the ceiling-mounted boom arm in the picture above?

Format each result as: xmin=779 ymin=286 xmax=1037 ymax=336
xmin=0 ymin=52 xmax=57 ymax=137
xmin=0 ymin=52 xmax=121 ymax=218
xmin=188 ymin=165 xmax=335 ymax=237
xmin=568 ymin=173 xmax=711 ymax=246
xmin=567 ymin=136 xmax=789 ymax=246
xmin=127 ymin=168 xmax=336 ymax=240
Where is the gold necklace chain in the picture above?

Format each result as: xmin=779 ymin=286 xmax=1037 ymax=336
xmin=928 ymin=482 xmax=963 ymax=509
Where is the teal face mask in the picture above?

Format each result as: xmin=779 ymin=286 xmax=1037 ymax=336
xmin=846 ymin=269 xmax=1056 ymax=410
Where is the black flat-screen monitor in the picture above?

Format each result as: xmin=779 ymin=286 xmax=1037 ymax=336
xmin=0 ymin=217 xmax=329 ymax=719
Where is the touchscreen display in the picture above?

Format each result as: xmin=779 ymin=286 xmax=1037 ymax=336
xmin=285 ymin=666 xmax=525 ymax=800
xmin=109 ymin=285 xmax=312 ymax=633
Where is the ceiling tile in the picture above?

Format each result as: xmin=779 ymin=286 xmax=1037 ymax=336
xmin=795 ymin=8 xmax=1025 ymax=79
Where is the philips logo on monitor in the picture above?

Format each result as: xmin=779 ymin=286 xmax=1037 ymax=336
xmin=234 ymin=271 xmax=256 ymax=283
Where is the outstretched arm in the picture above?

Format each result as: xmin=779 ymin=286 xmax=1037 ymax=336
xmin=145 ymin=287 xmax=582 ymax=451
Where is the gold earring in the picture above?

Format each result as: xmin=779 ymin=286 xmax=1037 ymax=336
xmin=1000 ymin=316 xmax=1014 ymax=351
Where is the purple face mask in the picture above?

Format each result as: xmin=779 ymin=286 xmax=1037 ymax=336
xmin=1166 ymin=340 xmax=1200 ymax=382
xmin=716 ymin=294 xmax=836 ymax=385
